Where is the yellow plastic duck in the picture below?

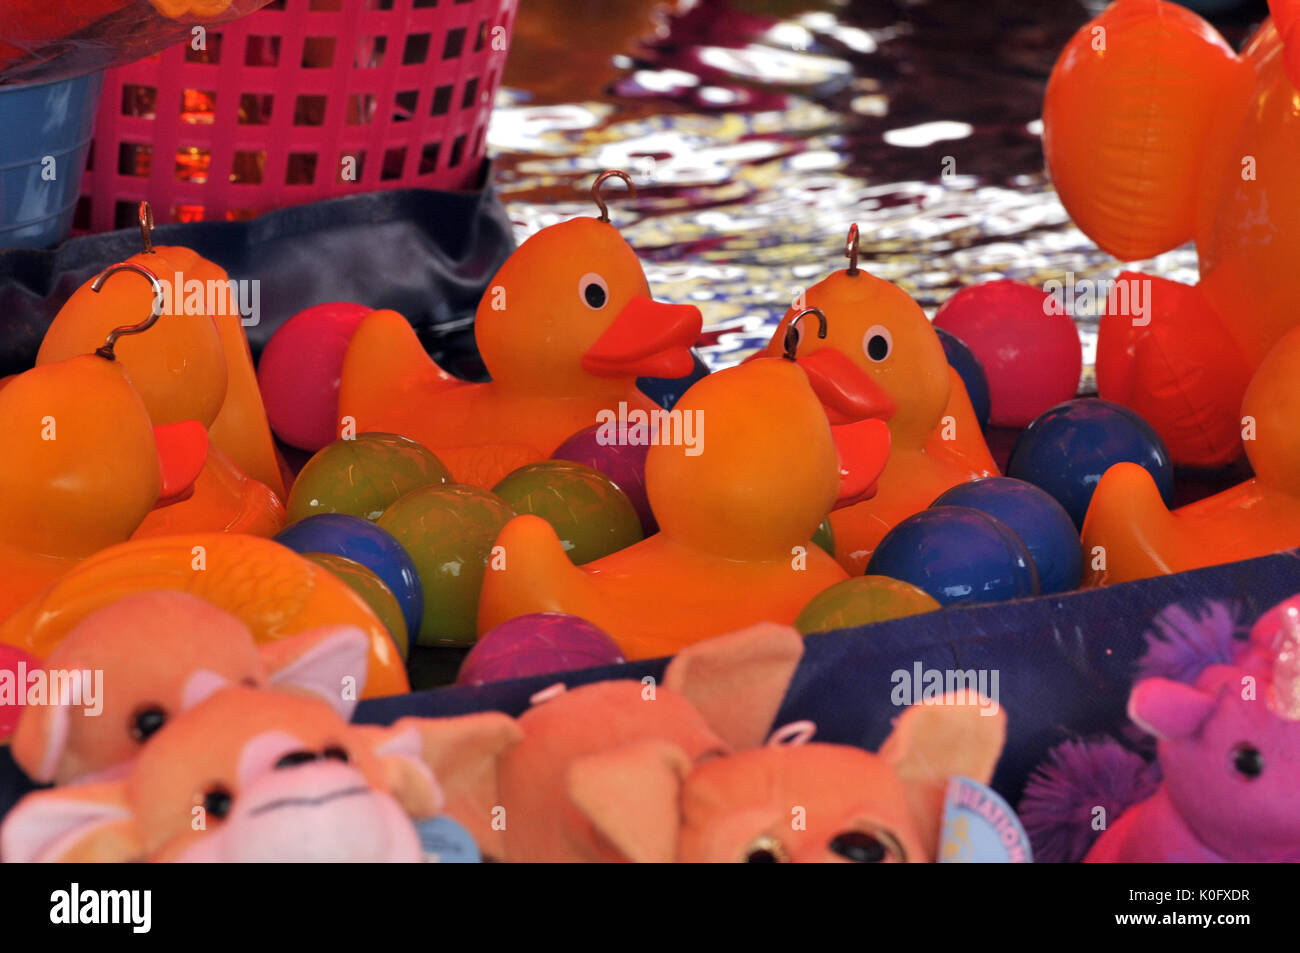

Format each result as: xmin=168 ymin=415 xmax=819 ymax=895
xmin=477 ymin=331 xmax=892 ymax=661
xmin=1081 ymin=323 xmax=1300 ymax=585
xmin=338 ymin=172 xmax=703 ymax=489
xmin=36 ymin=214 xmax=285 ymax=536
xmin=755 ymin=230 xmax=997 ymax=574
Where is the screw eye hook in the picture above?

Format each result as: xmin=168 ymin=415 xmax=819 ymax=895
xmin=783 ymin=307 xmax=828 ymax=361
xmin=845 ymin=223 xmax=860 ymax=276
xmin=592 ymin=169 xmax=637 ymax=224
xmin=139 ymin=201 xmax=156 ymax=254
xmin=90 ymin=262 xmax=164 ymax=361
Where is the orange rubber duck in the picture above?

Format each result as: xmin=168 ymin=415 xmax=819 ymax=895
xmin=338 ymin=172 xmax=704 ymax=488
xmin=1081 ymin=323 xmax=1300 ymax=585
xmin=36 ymin=205 xmax=285 ymax=536
xmin=755 ymin=228 xmax=996 ymax=575
xmin=0 ymin=533 xmax=409 ymax=699
xmin=1044 ymin=0 xmax=1300 ymax=466
xmin=477 ymin=323 xmax=892 ymax=661
xmin=0 ymin=277 xmax=206 ymax=621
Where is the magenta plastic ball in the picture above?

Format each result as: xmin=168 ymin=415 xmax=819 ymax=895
xmin=552 ymin=423 xmax=656 ymax=535
xmin=933 ymin=279 xmax=1082 ymax=428
xmin=457 ymin=613 xmax=625 ymax=686
xmin=258 ymin=301 xmax=373 ymax=452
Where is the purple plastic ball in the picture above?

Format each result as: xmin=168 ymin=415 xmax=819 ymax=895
xmin=552 ymin=423 xmax=656 ymax=535
xmin=456 ymin=613 xmax=626 ymax=686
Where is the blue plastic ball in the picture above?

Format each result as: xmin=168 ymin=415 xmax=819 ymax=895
xmin=934 ymin=326 xmax=991 ymax=430
xmin=275 ymin=513 xmax=423 ymax=639
xmin=932 ymin=477 xmax=1082 ymax=594
xmin=1006 ymin=399 xmax=1173 ymax=529
xmin=866 ymin=506 xmax=1039 ymax=606
xmin=638 ymin=349 xmax=710 ymax=410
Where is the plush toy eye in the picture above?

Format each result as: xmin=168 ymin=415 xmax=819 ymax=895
xmin=203 ymin=785 xmax=233 ymax=820
xmin=322 ymin=746 xmax=349 ymax=763
xmin=863 ymin=325 xmax=892 ymax=362
xmin=1230 ymin=743 xmax=1264 ymax=780
xmin=829 ymin=829 xmax=905 ymax=863
xmin=579 ymin=273 xmax=609 ymax=310
xmin=129 ymin=705 xmax=167 ymax=744
xmin=741 ymin=834 xmax=789 ymax=863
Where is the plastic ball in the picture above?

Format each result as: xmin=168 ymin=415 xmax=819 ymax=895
xmin=812 ymin=517 xmax=834 ymax=557
xmin=0 ymin=645 xmax=42 ymax=740
xmin=457 ymin=612 xmax=625 ymax=686
xmin=492 ymin=461 xmax=643 ymax=565
xmin=258 ymin=301 xmax=373 ymax=452
xmin=551 ymin=424 xmax=656 ymax=535
xmin=302 ymin=552 xmax=410 ymax=660
xmin=933 ymin=280 xmax=1082 ymax=428
xmin=866 ymin=506 xmax=1040 ymax=606
xmin=377 ymin=484 xmax=515 ymax=647
xmin=1007 ymin=399 xmax=1174 ymax=529
xmin=274 ymin=513 xmax=423 ymax=640
xmin=794 ymin=575 xmax=941 ymax=634
xmin=934 ymin=326 xmax=991 ymax=430
xmin=286 ymin=433 xmax=451 ymax=524
xmin=932 ymin=477 xmax=1083 ymax=595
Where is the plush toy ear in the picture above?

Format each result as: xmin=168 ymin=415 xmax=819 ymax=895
xmin=662 ymin=622 xmax=804 ymax=751
xmin=0 ymin=782 xmax=143 ymax=862
xmin=391 ymin=713 xmax=523 ymax=859
xmin=362 ymin=723 xmax=445 ymax=819
xmin=1128 ymin=677 xmax=1217 ymax=740
xmin=879 ymin=692 xmax=1007 ymax=861
xmin=10 ymin=695 xmax=71 ymax=784
xmin=261 ymin=625 xmax=370 ymax=719
xmin=567 ymin=742 xmax=691 ymax=863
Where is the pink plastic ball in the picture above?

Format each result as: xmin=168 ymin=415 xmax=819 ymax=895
xmin=552 ymin=422 xmax=656 ymax=535
xmin=0 ymin=645 xmax=43 ymax=740
xmin=457 ymin=613 xmax=625 ymax=686
xmin=258 ymin=302 xmax=373 ymax=452
xmin=933 ymin=280 xmax=1082 ymax=428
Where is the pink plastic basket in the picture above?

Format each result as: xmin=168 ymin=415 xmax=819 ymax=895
xmin=79 ymin=0 xmax=516 ymax=231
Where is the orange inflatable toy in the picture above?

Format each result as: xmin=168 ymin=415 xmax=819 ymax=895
xmin=755 ymin=229 xmax=997 ymax=575
xmin=36 ymin=210 xmax=286 ymax=534
xmin=1081 ymin=324 xmax=1300 ymax=585
xmin=0 ymin=534 xmax=409 ymax=699
xmin=0 ymin=311 xmax=206 ymax=621
xmin=1044 ymin=0 xmax=1300 ymax=466
xmin=476 ymin=333 xmax=892 ymax=661
xmin=338 ymin=172 xmax=704 ymax=488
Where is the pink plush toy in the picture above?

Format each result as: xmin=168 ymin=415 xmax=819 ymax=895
xmin=1022 ymin=597 xmax=1300 ymax=862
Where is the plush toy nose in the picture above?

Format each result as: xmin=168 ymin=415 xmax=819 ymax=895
xmin=274 ymin=750 xmax=321 ymax=770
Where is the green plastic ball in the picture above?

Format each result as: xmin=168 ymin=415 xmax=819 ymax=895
xmin=795 ymin=575 xmax=942 ymax=635
xmin=302 ymin=551 xmax=409 ymax=660
xmin=377 ymin=484 xmax=515 ymax=647
xmin=287 ymin=433 xmax=451 ymax=523
xmin=812 ymin=517 xmax=834 ymax=557
xmin=491 ymin=461 xmax=643 ymax=566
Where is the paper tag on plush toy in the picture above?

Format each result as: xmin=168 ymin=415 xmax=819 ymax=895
xmin=415 ymin=816 xmax=481 ymax=863
xmin=937 ymin=776 xmax=1032 ymax=863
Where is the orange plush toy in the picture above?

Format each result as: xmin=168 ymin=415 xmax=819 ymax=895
xmin=394 ymin=624 xmax=805 ymax=862
xmin=1 ymin=686 xmax=444 ymax=862
xmin=565 ymin=695 xmax=1006 ymax=863
xmin=37 ymin=225 xmax=285 ymax=536
xmin=9 ymin=591 xmax=369 ymax=785
xmin=337 ymin=172 xmax=704 ymax=488
xmin=476 ymin=339 xmax=891 ymax=660
xmin=0 ymin=534 xmax=409 ymax=699
xmin=755 ymin=230 xmax=997 ymax=574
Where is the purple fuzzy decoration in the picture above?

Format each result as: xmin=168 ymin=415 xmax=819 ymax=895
xmin=1019 ymin=739 xmax=1160 ymax=863
xmin=1137 ymin=601 xmax=1246 ymax=685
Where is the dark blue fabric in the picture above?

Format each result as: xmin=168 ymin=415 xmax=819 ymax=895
xmin=3 ymin=548 xmax=1299 ymax=823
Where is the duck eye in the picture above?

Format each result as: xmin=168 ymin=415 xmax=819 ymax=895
xmin=863 ymin=325 xmax=892 ymax=362
xmin=579 ymin=273 xmax=609 ymax=310
xmin=1231 ymin=743 xmax=1263 ymax=780
xmin=129 ymin=705 xmax=167 ymax=743
xmin=741 ymin=835 xmax=789 ymax=863
xmin=203 ymin=785 xmax=233 ymax=820
xmin=829 ymin=829 xmax=905 ymax=863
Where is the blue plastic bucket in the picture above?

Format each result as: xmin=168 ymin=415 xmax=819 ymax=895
xmin=0 ymin=71 xmax=103 ymax=250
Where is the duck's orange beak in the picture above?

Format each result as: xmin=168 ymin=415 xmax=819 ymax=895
xmin=153 ymin=420 xmax=208 ymax=506
xmin=581 ymin=294 xmax=703 ymax=379
xmin=794 ymin=348 xmax=895 ymax=508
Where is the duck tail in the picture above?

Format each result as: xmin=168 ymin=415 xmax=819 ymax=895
xmin=1018 ymin=738 xmax=1160 ymax=864
xmin=338 ymin=310 xmax=459 ymax=433
xmin=477 ymin=515 xmax=585 ymax=634
xmin=1079 ymin=462 xmax=1172 ymax=584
